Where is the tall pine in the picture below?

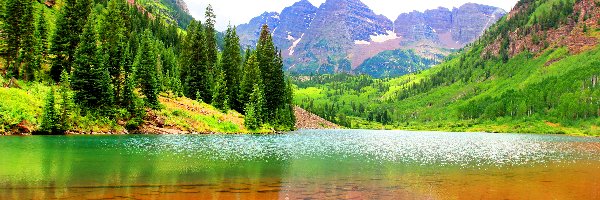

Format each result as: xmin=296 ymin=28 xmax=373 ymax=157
xmin=4 ymin=0 xmax=30 ymax=78
xmin=36 ymin=8 xmax=48 ymax=58
xmin=221 ymin=25 xmax=243 ymax=112
xmin=239 ymin=52 xmax=261 ymax=113
xmin=19 ymin=1 xmax=37 ymax=81
xmin=100 ymin=0 xmax=127 ymax=104
xmin=71 ymin=14 xmax=114 ymax=109
xmin=256 ymin=25 xmax=288 ymax=124
xmin=204 ymin=4 xmax=218 ymax=73
xmin=134 ymin=30 xmax=160 ymax=108
xmin=212 ymin=68 xmax=229 ymax=111
xmin=183 ymin=20 xmax=211 ymax=103
xmin=50 ymin=0 xmax=92 ymax=82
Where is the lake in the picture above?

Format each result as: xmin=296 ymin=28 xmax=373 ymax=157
xmin=1 ymin=130 xmax=599 ymax=199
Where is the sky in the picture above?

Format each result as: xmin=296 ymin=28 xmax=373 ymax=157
xmin=183 ymin=0 xmax=519 ymax=31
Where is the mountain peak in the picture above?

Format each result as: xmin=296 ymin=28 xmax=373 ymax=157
xmin=294 ymin=0 xmax=315 ymax=7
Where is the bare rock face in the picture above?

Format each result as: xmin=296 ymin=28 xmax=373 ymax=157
xmin=237 ymin=12 xmax=281 ymax=48
xmin=451 ymin=3 xmax=506 ymax=44
xmin=238 ymin=0 xmax=317 ymax=50
xmin=236 ymin=0 xmax=506 ymax=77
xmin=394 ymin=3 xmax=506 ymax=47
xmin=175 ymin=0 xmax=189 ymax=14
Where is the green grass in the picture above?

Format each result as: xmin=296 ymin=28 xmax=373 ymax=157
xmin=294 ymin=45 xmax=600 ymax=136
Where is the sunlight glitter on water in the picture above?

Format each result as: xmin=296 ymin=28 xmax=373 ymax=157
xmin=118 ymin=130 xmax=600 ymax=167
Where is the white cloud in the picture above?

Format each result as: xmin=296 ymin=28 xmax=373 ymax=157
xmin=183 ymin=0 xmax=518 ymax=31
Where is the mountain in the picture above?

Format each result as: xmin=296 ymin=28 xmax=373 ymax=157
xmin=130 ymin=0 xmax=193 ymax=28
xmin=394 ymin=3 xmax=506 ymax=48
xmin=294 ymin=0 xmax=600 ymax=135
xmin=237 ymin=0 xmax=506 ymax=77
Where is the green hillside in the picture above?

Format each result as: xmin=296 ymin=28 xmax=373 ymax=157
xmin=295 ymin=0 xmax=600 ymax=136
xmin=0 ymin=0 xmax=295 ymax=134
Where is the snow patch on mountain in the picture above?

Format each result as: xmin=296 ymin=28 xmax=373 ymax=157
xmin=354 ymin=40 xmax=371 ymax=45
xmin=289 ymin=33 xmax=304 ymax=56
xmin=370 ymin=31 xmax=399 ymax=43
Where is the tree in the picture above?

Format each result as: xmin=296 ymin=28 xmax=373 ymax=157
xmin=221 ymin=25 xmax=243 ymax=112
xmin=71 ymin=15 xmax=114 ymax=109
xmin=239 ymin=52 xmax=261 ymax=112
xmin=19 ymin=1 xmax=37 ymax=81
xmin=40 ymin=89 xmax=60 ymax=134
xmin=204 ymin=4 xmax=218 ymax=72
xmin=212 ymin=68 xmax=229 ymax=111
xmin=100 ymin=0 xmax=127 ymax=104
xmin=59 ymin=70 xmax=73 ymax=131
xmin=50 ymin=0 xmax=91 ymax=82
xmin=134 ymin=30 xmax=160 ymax=108
xmin=256 ymin=25 xmax=287 ymax=121
xmin=245 ymin=84 xmax=265 ymax=130
xmin=4 ymin=0 xmax=31 ymax=78
xmin=183 ymin=20 xmax=211 ymax=102
xmin=36 ymin=8 xmax=48 ymax=58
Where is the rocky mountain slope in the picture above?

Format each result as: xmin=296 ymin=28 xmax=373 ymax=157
xmin=132 ymin=0 xmax=193 ymax=28
xmin=294 ymin=0 xmax=600 ymax=135
xmin=237 ymin=0 xmax=506 ymax=77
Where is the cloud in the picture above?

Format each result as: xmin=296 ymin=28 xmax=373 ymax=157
xmin=183 ymin=0 xmax=517 ymax=31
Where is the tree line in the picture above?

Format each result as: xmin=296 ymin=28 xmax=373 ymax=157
xmin=1 ymin=0 xmax=295 ymax=133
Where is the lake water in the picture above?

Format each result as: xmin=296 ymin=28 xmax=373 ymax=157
xmin=1 ymin=130 xmax=599 ymax=199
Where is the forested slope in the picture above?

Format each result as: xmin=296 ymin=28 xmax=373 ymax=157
xmin=295 ymin=0 xmax=600 ymax=135
xmin=0 ymin=0 xmax=295 ymax=134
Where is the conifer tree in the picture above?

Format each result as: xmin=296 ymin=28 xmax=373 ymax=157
xmin=71 ymin=15 xmax=114 ymax=109
xmin=122 ymin=73 xmax=139 ymax=114
xmin=50 ymin=0 xmax=91 ymax=82
xmin=204 ymin=5 xmax=218 ymax=72
xmin=0 ymin=0 xmax=6 ymax=56
xmin=240 ymin=52 xmax=261 ymax=113
xmin=256 ymin=25 xmax=287 ymax=121
xmin=212 ymin=69 xmax=229 ymax=111
xmin=221 ymin=25 xmax=243 ymax=112
xmin=4 ymin=0 xmax=27 ymax=78
xmin=19 ymin=1 xmax=37 ymax=81
xmin=134 ymin=30 xmax=160 ymax=108
xmin=41 ymin=89 xmax=60 ymax=134
xmin=36 ymin=8 xmax=48 ymax=58
xmin=59 ymin=70 xmax=73 ymax=131
xmin=183 ymin=20 xmax=212 ymax=102
xmin=100 ymin=0 xmax=127 ymax=104
xmin=244 ymin=83 xmax=265 ymax=129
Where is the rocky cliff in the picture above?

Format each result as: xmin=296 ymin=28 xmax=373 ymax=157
xmin=236 ymin=0 xmax=507 ymax=77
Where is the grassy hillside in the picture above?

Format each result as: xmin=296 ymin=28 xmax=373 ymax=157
xmin=294 ymin=0 xmax=600 ymax=136
xmin=0 ymin=78 xmax=270 ymax=135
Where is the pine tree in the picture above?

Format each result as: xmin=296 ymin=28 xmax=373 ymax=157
xmin=50 ymin=0 xmax=91 ymax=82
xmin=0 ymin=0 xmax=6 ymax=57
xmin=212 ymin=68 xmax=229 ymax=111
xmin=4 ymin=0 xmax=27 ymax=78
xmin=41 ymin=89 xmax=60 ymax=134
xmin=244 ymin=83 xmax=265 ymax=130
xmin=122 ymin=73 xmax=139 ymax=114
xmin=239 ymin=52 xmax=261 ymax=113
xmin=100 ymin=0 xmax=127 ymax=104
xmin=183 ymin=20 xmax=211 ymax=103
xmin=221 ymin=25 xmax=243 ymax=112
xmin=36 ymin=8 xmax=48 ymax=58
xmin=204 ymin=4 xmax=218 ymax=72
xmin=256 ymin=25 xmax=287 ymax=122
xmin=134 ymin=30 xmax=160 ymax=108
xmin=71 ymin=15 xmax=114 ymax=109
xmin=19 ymin=1 xmax=37 ymax=81
xmin=59 ymin=70 xmax=73 ymax=131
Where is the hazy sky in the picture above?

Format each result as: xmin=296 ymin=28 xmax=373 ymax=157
xmin=183 ymin=0 xmax=518 ymax=31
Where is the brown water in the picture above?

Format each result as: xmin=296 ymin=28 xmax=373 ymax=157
xmin=1 ymin=130 xmax=599 ymax=199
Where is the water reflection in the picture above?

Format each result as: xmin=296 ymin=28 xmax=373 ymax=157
xmin=0 ymin=130 xmax=599 ymax=199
